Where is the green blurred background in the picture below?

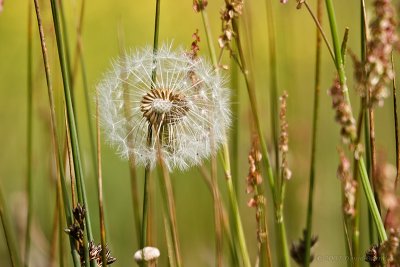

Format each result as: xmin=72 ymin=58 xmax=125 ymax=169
xmin=0 ymin=0 xmax=399 ymax=266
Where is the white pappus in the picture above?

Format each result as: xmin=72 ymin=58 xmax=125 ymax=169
xmin=97 ymin=43 xmax=231 ymax=170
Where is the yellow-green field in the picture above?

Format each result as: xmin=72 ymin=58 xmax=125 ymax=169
xmin=0 ymin=0 xmax=399 ymax=266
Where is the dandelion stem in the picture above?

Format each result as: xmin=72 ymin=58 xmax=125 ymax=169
xmin=324 ymin=0 xmax=387 ymax=242
xmin=0 ymin=184 xmax=22 ymax=267
xmin=157 ymin=150 xmax=182 ymax=267
xmin=32 ymin=0 xmax=80 ymax=264
xmin=304 ymin=1 xmax=322 ymax=266
xmin=25 ymin=2 xmax=34 ymax=266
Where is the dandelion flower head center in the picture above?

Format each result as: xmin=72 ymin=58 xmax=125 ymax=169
xmin=140 ymin=88 xmax=189 ymax=127
xmin=152 ymin=98 xmax=173 ymax=113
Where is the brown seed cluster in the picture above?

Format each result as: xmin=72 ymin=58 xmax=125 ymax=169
xmin=192 ymin=0 xmax=208 ymax=12
xmin=351 ymin=0 xmax=399 ymax=107
xmin=65 ymin=204 xmax=116 ymax=266
xmin=218 ymin=0 xmax=244 ymax=50
xmin=246 ymin=136 xmax=268 ymax=243
xmin=141 ymin=88 xmax=189 ymax=131
xmin=337 ymin=149 xmax=357 ymax=218
xmin=89 ymin=241 xmax=117 ymax=266
xmin=279 ymin=91 xmax=291 ymax=180
xmin=374 ymin=152 xmax=398 ymax=210
xmin=187 ymin=29 xmax=201 ymax=60
xmin=328 ymin=78 xmax=356 ymax=145
xmin=246 ymin=136 xmax=263 ymax=198
xmin=366 ymin=229 xmax=400 ymax=266
xmin=290 ymin=230 xmax=318 ymax=265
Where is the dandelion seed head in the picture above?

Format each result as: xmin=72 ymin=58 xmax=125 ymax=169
xmin=98 ymin=44 xmax=231 ymax=170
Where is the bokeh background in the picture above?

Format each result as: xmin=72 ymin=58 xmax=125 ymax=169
xmin=0 ymin=0 xmax=399 ymax=266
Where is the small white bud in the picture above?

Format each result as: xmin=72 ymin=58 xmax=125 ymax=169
xmin=134 ymin=247 xmax=160 ymax=263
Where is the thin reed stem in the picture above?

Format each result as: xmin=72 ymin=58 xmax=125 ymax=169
xmin=211 ymin=154 xmax=223 ymax=267
xmin=199 ymin=2 xmax=218 ymax=70
xmin=304 ymin=1 xmax=322 ymax=266
xmin=352 ymin=108 xmax=363 ymax=267
xmin=359 ymin=0 xmax=376 ymax=244
xmin=303 ymin=1 xmax=335 ymax=63
xmin=0 ymin=184 xmax=22 ymax=267
xmin=32 ymin=0 xmax=81 ymax=265
xmin=56 ymin=177 xmax=66 ymax=267
xmin=25 ymin=2 xmax=34 ymax=266
xmin=392 ymin=55 xmax=400 ymax=189
xmin=49 ymin=195 xmax=60 ymax=267
xmin=324 ymin=0 xmax=387 ymax=242
xmin=265 ymin=0 xmax=279 ymax=179
xmin=96 ymin=93 xmax=108 ymax=266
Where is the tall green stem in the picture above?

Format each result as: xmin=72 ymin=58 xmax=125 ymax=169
xmin=304 ymin=1 xmax=322 ymax=266
xmin=324 ymin=0 xmax=387 ymax=242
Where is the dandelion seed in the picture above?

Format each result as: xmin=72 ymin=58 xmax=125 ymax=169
xmin=98 ymin=44 xmax=231 ymax=170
